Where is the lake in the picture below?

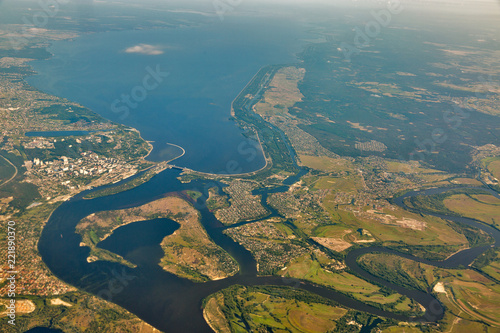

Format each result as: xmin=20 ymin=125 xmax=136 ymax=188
xmin=26 ymin=15 xmax=310 ymax=174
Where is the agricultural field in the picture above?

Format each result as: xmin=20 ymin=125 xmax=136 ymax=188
xmin=319 ymin=199 xmax=469 ymax=260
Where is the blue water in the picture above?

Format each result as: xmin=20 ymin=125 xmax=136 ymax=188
xmin=26 ymin=16 xmax=310 ymax=173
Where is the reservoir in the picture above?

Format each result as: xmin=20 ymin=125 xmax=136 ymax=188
xmin=26 ymin=16 xmax=310 ymax=174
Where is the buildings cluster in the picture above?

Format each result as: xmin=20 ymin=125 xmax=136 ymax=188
xmin=224 ymin=221 xmax=309 ymax=274
xmin=23 ymin=139 xmax=55 ymax=149
xmin=25 ymin=151 xmax=138 ymax=197
xmin=216 ymin=181 xmax=269 ymax=224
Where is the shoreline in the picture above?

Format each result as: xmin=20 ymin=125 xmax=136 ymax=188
xmin=178 ymin=129 xmax=272 ymax=178
xmin=25 ymin=35 xmax=276 ymax=179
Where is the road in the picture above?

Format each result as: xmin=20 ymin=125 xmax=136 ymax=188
xmin=0 ymin=154 xmax=18 ymax=188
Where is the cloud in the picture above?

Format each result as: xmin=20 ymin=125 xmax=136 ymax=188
xmin=124 ymin=44 xmax=164 ymax=56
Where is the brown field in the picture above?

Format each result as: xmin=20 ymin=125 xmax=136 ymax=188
xmin=254 ymin=66 xmax=305 ymax=117
xmin=298 ymin=155 xmax=352 ymax=172
xmin=312 ymin=237 xmax=352 ymax=252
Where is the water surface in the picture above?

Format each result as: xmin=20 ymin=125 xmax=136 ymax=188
xmin=27 ymin=17 xmax=310 ymax=173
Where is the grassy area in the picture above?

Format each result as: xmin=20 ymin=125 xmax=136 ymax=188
xmin=313 ymin=175 xmax=363 ymax=193
xmin=298 ymin=155 xmax=352 ymax=172
xmin=280 ymin=254 xmax=420 ymax=314
xmin=473 ymin=248 xmax=500 ymax=282
xmin=484 ymin=157 xmax=500 ymax=181
xmin=357 ymin=253 xmax=500 ymax=328
xmin=206 ymin=187 xmax=230 ymax=211
xmin=159 ymin=196 xmax=239 ymax=281
xmin=203 ymin=285 xmax=348 ymax=333
xmin=384 ymin=161 xmax=445 ymax=174
xmin=253 ymin=66 xmax=305 ymax=118
xmin=403 ymin=188 xmax=500 ymax=235
xmin=186 ymin=190 xmax=203 ymax=201
xmin=444 ymin=194 xmax=500 ymax=229
xmin=321 ymin=200 xmax=469 ymax=259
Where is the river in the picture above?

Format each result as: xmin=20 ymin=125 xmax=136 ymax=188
xmin=37 ymin=168 xmax=500 ymax=332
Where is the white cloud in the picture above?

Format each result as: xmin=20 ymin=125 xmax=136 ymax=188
xmin=124 ymin=44 xmax=164 ymax=55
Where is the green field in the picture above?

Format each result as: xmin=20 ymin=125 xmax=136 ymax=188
xmin=204 ymin=285 xmax=349 ymax=333
xmin=280 ymin=254 xmax=420 ymax=314
xmin=444 ymin=194 xmax=500 ymax=229
xmin=357 ymin=253 xmax=500 ymax=328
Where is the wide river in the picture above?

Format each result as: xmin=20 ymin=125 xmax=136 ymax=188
xmin=26 ymin=16 xmax=311 ymax=174
xmin=37 ymin=167 xmax=500 ymax=332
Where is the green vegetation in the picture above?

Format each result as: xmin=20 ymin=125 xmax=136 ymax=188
xmin=356 ymin=253 xmax=500 ymax=328
xmin=0 ymin=155 xmax=16 ymax=183
xmin=473 ymin=248 xmax=500 ymax=283
xmin=232 ymin=65 xmax=299 ymax=177
xmin=186 ymin=190 xmax=202 ymax=201
xmin=0 ymin=151 xmax=40 ymax=210
xmin=403 ymin=188 xmax=500 ymax=232
xmin=83 ymin=166 xmax=157 ymax=199
xmin=402 ymin=188 xmax=491 ymax=216
xmin=0 ymin=292 xmax=152 ymax=333
xmin=358 ymin=253 xmax=431 ymax=292
xmin=443 ymin=194 xmax=500 ymax=230
xmin=281 ymin=254 xmax=422 ymax=315
xmin=204 ymin=285 xmax=404 ymax=333
xmin=204 ymin=285 xmax=347 ymax=333
xmin=206 ymin=187 xmax=230 ymax=211
xmin=292 ymin=38 xmax=500 ymax=173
